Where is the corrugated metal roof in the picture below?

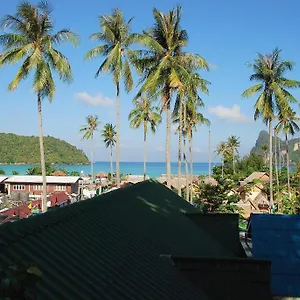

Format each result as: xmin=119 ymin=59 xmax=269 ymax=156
xmin=186 ymin=213 xmax=247 ymax=257
xmin=1 ymin=180 xmax=219 ymax=299
xmin=250 ymin=213 xmax=300 ymax=297
xmin=4 ymin=175 xmax=80 ymax=184
xmin=0 ymin=176 xmax=8 ymax=183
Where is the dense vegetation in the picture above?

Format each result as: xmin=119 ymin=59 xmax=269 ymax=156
xmin=0 ymin=133 xmax=89 ymax=164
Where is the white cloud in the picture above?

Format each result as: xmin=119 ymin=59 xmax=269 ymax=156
xmin=208 ymin=104 xmax=252 ymax=124
xmin=75 ymin=92 xmax=115 ymax=107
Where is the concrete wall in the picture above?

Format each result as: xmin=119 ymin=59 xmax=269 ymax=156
xmin=8 ymin=183 xmax=74 ymax=195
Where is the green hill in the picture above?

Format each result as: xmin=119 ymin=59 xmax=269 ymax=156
xmin=0 ymin=133 xmax=89 ymax=164
xmin=252 ymin=130 xmax=300 ymax=163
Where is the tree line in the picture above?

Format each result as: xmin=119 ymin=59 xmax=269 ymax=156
xmin=1 ymin=2 xmax=300 ymax=211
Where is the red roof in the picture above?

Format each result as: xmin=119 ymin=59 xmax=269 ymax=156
xmin=1 ymin=192 xmax=70 ymax=220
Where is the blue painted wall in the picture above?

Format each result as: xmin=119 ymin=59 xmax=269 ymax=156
xmin=251 ymin=214 xmax=300 ymax=297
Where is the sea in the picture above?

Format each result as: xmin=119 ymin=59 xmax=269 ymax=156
xmin=0 ymin=162 xmax=220 ymax=178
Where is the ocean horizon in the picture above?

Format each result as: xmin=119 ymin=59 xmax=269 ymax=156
xmin=0 ymin=161 xmax=221 ymax=178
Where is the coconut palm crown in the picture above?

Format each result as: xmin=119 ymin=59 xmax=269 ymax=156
xmin=242 ymin=48 xmax=300 ymax=212
xmin=0 ymin=1 xmax=78 ymax=212
xmin=131 ymin=6 xmax=209 ymax=188
xmin=85 ymin=9 xmax=135 ymax=188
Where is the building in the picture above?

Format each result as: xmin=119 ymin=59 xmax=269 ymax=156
xmin=4 ymin=176 xmax=81 ymax=197
xmin=237 ymin=172 xmax=270 ymax=218
xmin=0 ymin=180 xmax=271 ymax=299
xmin=0 ymin=176 xmax=8 ymax=193
xmin=0 ymin=192 xmax=70 ymax=221
xmin=249 ymin=214 xmax=300 ymax=297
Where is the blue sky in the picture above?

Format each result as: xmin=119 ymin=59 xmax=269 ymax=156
xmin=1 ymin=0 xmax=300 ymax=162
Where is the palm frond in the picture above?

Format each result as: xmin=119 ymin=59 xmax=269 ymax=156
xmin=242 ymin=84 xmax=263 ymax=98
xmin=52 ymin=29 xmax=79 ymax=46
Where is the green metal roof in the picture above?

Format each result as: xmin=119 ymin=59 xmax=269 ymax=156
xmin=185 ymin=213 xmax=247 ymax=257
xmin=1 ymin=180 xmax=236 ymax=299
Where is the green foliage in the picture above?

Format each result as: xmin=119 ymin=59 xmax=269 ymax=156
xmin=80 ymin=115 xmax=100 ymax=140
xmin=129 ymin=97 xmax=162 ymax=136
xmin=0 ymin=1 xmax=78 ymax=99
xmin=85 ymin=9 xmax=135 ymax=90
xmin=0 ymin=133 xmax=89 ymax=164
xmin=194 ymin=176 xmax=240 ymax=213
xmin=26 ymin=164 xmax=57 ymax=176
xmin=69 ymin=171 xmax=80 ymax=176
xmin=281 ymin=190 xmax=300 ymax=214
xmin=12 ymin=170 xmax=19 ymax=175
xmin=0 ymin=168 xmax=5 ymax=175
xmin=101 ymin=124 xmax=116 ymax=148
xmin=0 ymin=261 xmax=42 ymax=299
xmin=242 ymin=48 xmax=300 ymax=125
xmin=213 ymin=152 xmax=265 ymax=181
xmin=235 ymin=152 xmax=266 ymax=177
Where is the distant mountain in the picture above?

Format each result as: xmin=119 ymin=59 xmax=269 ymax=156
xmin=0 ymin=133 xmax=89 ymax=164
xmin=251 ymin=130 xmax=300 ymax=163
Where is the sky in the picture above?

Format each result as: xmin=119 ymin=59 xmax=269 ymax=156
xmin=1 ymin=0 xmax=300 ymax=162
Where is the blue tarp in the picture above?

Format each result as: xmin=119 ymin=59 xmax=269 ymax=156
xmin=250 ymin=213 xmax=300 ymax=297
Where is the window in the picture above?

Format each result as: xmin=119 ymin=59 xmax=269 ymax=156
xmin=54 ymin=185 xmax=66 ymax=191
xmin=34 ymin=185 xmax=43 ymax=191
xmin=13 ymin=185 xmax=25 ymax=190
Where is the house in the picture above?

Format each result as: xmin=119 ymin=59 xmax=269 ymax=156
xmin=0 ymin=176 xmax=8 ymax=193
xmin=4 ymin=176 xmax=81 ymax=197
xmin=0 ymin=192 xmax=71 ymax=220
xmin=237 ymin=172 xmax=270 ymax=218
xmin=248 ymin=214 xmax=300 ymax=297
xmin=0 ymin=180 xmax=271 ymax=299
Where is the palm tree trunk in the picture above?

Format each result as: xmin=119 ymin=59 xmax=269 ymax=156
xmin=269 ymin=120 xmax=274 ymax=212
xmin=274 ymin=128 xmax=279 ymax=188
xmin=37 ymin=94 xmax=47 ymax=212
xmin=189 ymin=133 xmax=193 ymax=202
xmin=143 ymin=121 xmax=147 ymax=181
xmin=177 ymin=99 xmax=182 ymax=196
xmin=278 ymin=139 xmax=281 ymax=174
xmin=91 ymin=135 xmax=94 ymax=182
xmin=286 ymin=134 xmax=291 ymax=197
xmin=183 ymin=99 xmax=189 ymax=201
xmin=116 ymin=82 xmax=121 ymax=188
xmin=110 ymin=145 xmax=113 ymax=183
xmin=166 ymin=100 xmax=171 ymax=189
xmin=232 ymin=147 xmax=235 ymax=174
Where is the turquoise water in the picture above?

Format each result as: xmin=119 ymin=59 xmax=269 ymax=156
xmin=0 ymin=162 xmax=220 ymax=178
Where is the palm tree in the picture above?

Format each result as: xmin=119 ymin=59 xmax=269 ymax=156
xmin=215 ymin=142 xmax=229 ymax=178
xmin=101 ymin=123 xmax=116 ymax=182
xmin=129 ymin=96 xmax=161 ymax=181
xmin=260 ymin=144 xmax=268 ymax=165
xmin=80 ymin=115 xmax=100 ymax=182
xmin=85 ymin=9 xmax=135 ymax=188
xmin=227 ymin=135 xmax=240 ymax=173
xmin=275 ymin=108 xmax=300 ymax=196
xmin=242 ymin=48 xmax=300 ymax=211
xmin=0 ymin=2 xmax=77 ymax=212
xmin=131 ymin=6 xmax=209 ymax=188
